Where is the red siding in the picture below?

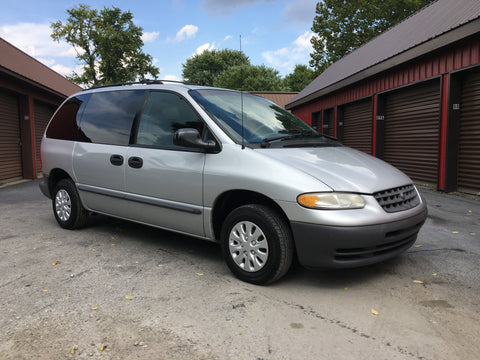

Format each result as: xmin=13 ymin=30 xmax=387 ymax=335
xmin=372 ymin=94 xmax=378 ymax=156
xmin=438 ymin=74 xmax=449 ymax=189
xmin=292 ymin=39 xmax=480 ymax=122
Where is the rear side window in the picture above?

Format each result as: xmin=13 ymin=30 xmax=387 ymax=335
xmin=135 ymin=91 xmax=204 ymax=148
xmin=46 ymin=94 xmax=91 ymax=141
xmin=79 ymin=90 xmax=146 ymax=145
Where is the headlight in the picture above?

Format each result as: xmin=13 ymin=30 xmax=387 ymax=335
xmin=297 ymin=192 xmax=366 ymax=210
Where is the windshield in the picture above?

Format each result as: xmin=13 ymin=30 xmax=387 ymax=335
xmin=189 ymin=89 xmax=337 ymax=148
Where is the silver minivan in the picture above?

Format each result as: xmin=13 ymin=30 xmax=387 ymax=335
xmin=40 ymin=81 xmax=427 ymax=284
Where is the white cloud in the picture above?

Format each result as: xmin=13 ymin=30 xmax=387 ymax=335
xmin=294 ymin=31 xmax=314 ymax=50
xmin=0 ymin=23 xmax=75 ymax=58
xmin=36 ymin=58 xmax=55 ymax=67
xmin=163 ymin=74 xmax=182 ymax=82
xmin=51 ymin=64 xmax=75 ymax=75
xmin=262 ymin=31 xmax=313 ymax=75
xmin=0 ymin=22 xmax=80 ymax=76
xmin=195 ymin=42 xmax=216 ymax=55
xmin=142 ymin=31 xmax=159 ymax=43
xmin=172 ymin=25 xmax=199 ymax=42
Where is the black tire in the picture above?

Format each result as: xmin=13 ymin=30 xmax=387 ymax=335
xmin=52 ymin=179 xmax=88 ymax=230
xmin=221 ymin=204 xmax=294 ymax=285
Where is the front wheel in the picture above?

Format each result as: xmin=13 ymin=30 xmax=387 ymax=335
xmin=52 ymin=179 xmax=88 ymax=229
xmin=221 ymin=204 xmax=294 ymax=285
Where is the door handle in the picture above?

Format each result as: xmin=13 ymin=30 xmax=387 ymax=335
xmin=128 ymin=156 xmax=143 ymax=169
xmin=110 ymin=154 xmax=124 ymax=166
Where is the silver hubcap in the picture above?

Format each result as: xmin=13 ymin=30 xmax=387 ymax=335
xmin=55 ymin=189 xmax=71 ymax=222
xmin=228 ymin=221 xmax=269 ymax=272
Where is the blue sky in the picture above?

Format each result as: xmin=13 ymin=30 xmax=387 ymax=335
xmin=0 ymin=0 xmax=318 ymax=81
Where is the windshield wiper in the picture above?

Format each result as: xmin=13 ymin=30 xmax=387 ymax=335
xmin=261 ymin=130 xmax=319 ymax=148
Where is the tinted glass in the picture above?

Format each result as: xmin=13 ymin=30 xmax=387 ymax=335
xmin=79 ymin=90 xmax=145 ymax=145
xmin=190 ymin=89 xmax=320 ymax=144
xmin=46 ymin=94 xmax=91 ymax=141
xmin=136 ymin=92 xmax=204 ymax=148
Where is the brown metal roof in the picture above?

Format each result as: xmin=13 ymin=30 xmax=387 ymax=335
xmin=0 ymin=37 xmax=81 ymax=97
xmin=249 ymin=91 xmax=298 ymax=109
xmin=287 ymin=0 xmax=480 ymax=109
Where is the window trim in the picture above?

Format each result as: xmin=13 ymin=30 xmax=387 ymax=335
xmin=131 ymin=90 xmax=221 ymax=153
xmin=75 ymin=89 xmax=147 ymax=146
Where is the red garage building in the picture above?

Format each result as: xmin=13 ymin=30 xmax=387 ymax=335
xmin=286 ymin=0 xmax=480 ymax=195
xmin=0 ymin=38 xmax=81 ymax=185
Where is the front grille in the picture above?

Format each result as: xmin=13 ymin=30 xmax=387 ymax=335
xmin=335 ymin=221 xmax=424 ymax=262
xmin=335 ymin=236 xmax=416 ymax=261
xmin=374 ymin=184 xmax=420 ymax=213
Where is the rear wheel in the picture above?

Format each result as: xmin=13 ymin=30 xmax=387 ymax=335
xmin=221 ymin=204 xmax=294 ymax=285
xmin=52 ymin=179 xmax=87 ymax=229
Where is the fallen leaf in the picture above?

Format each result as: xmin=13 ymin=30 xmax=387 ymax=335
xmin=413 ymin=280 xmax=424 ymax=284
xmin=52 ymin=261 xmax=61 ymax=266
xmin=471 ymin=233 xmax=476 ymax=236
xmin=344 ymin=287 xmax=348 ymax=290
xmin=432 ymin=273 xmax=437 ymax=276
xmin=71 ymin=347 xmax=75 ymax=355
xmin=196 ymin=273 xmax=204 ymax=276
xmin=125 ymin=296 xmax=133 ymax=300
xmin=452 ymin=231 xmax=459 ymax=234
xmin=371 ymin=309 xmax=379 ymax=316
xmin=111 ymin=244 xmax=115 ymax=246
xmin=414 ymin=245 xmax=422 ymax=248
xmin=91 ymin=306 xmax=99 ymax=310
xmin=94 ymin=244 xmax=101 ymax=247
xmin=43 ymin=289 xmax=48 ymax=292
xmin=100 ymin=345 xmax=106 ymax=352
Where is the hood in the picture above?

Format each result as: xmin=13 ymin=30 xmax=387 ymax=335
xmin=261 ymin=146 xmax=412 ymax=194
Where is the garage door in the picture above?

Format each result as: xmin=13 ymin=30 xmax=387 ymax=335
xmin=384 ymin=80 xmax=440 ymax=185
xmin=458 ymin=69 xmax=480 ymax=194
xmin=311 ymin=111 xmax=321 ymax=132
xmin=342 ymin=98 xmax=372 ymax=154
xmin=322 ymin=108 xmax=334 ymax=136
xmin=34 ymin=101 xmax=55 ymax=175
xmin=0 ymin=89 xmax=22 ymax=181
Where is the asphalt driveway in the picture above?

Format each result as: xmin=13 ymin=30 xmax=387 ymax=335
xmin=0 ymin=180 xmax=479 ymax=359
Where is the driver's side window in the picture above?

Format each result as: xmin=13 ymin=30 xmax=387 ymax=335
xmin=136 ymin=92 xmax=204 ymax=148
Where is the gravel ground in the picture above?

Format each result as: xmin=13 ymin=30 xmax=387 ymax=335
xmin=0 ymin=180 xmax=479 ymax=360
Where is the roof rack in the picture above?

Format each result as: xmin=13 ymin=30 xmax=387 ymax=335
xmin=87 ymin=79 xmax=189 ymax=90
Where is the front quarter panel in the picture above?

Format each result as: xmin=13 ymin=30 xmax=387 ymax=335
xmin=203 ymin=144 xmax=333 ymax=208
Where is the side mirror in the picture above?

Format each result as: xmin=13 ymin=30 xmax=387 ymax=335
xmin=173 ymin=128 xmax=216 ymax=151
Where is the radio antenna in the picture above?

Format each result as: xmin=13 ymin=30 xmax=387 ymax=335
xmin=240 ymin=35 xmax=245 ymax=150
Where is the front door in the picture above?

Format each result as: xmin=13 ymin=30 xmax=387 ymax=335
xmin=124 ymin=91 xmax=207 ymax=237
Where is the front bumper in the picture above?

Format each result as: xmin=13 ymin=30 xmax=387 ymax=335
xmin=291 ymin=206 xmax=428 ymax=269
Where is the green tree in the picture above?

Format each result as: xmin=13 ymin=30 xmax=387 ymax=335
xmin=51 ymin=4 xmax=159 ymax=86
xmin=214 ymin=64 xmax=287 ymax=91
xmin=310 ymin=0 xmax=433 ymax=74
xmin=182 ymin=49 xmax=250 ymax=86
xmin=284 ymin=64 xmax=315 ymax=91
